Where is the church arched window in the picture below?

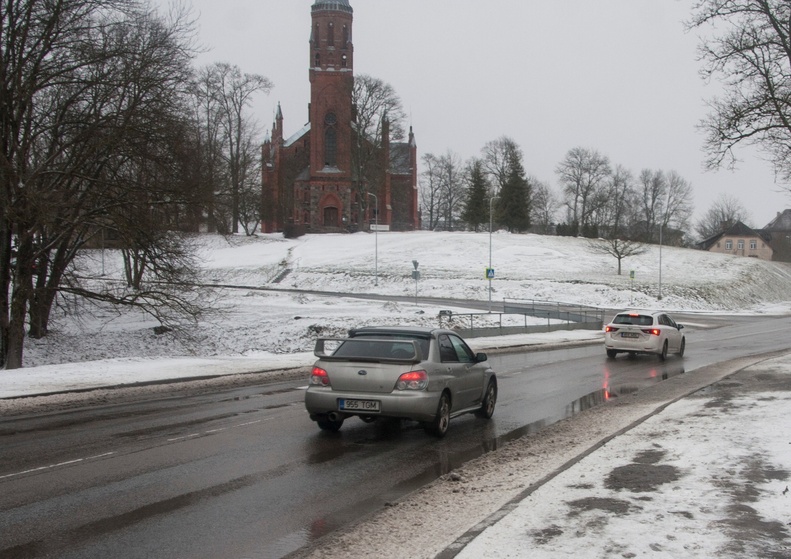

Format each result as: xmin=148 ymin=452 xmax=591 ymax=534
xmin=341 ymin=54 xmax=347 ymax=68
xmin=314 ymin=53 xmax=320 ymax=68
xmin=328 ymin=22 xmax=335 ymax=47
xmin=314 ymin=24 xmax=320 ymax=47
xmin=324 ymin=112 xmax=338 ymax=167
xmin=343 ymin=25 xmax=349 ymax=47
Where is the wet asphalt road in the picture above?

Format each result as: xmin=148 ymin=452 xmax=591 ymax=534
xmin=2 ymin=313 xmax=791 ymax=558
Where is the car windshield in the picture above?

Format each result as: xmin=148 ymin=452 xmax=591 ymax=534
xmin=334 ymin=335 xmax=429 ymax=360
xmin=613 ymin=314 xmax=653 ymax=326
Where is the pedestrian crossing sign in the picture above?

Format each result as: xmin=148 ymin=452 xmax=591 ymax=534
xmin=486 ymin=268 xmax=495 ymax=279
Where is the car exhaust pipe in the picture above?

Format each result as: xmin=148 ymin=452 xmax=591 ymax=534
xmin=327 ymin=412 xmax=342 ymax=422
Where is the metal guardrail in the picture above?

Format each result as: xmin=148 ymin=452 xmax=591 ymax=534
xmin=442 ymin=299 xmax=605 ymax=339
xmin=502 ymin=299 xmax=605 ymax=325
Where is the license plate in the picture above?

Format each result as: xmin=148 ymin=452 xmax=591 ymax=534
xmin=339 ymin=399 xmax=380 ymax=412
xmin=621 ymin=332 xmax=639 ymax=338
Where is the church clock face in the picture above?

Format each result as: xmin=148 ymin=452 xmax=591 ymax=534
xmin=324 ymin=112 xmax=337 ymax=126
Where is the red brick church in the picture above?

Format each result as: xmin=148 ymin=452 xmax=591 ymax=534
xmin=261 ymin=0 xmax=420 ymax=234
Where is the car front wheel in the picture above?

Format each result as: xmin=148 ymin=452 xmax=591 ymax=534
xmin=475 ymin=380 xmax=497 ymax=419
xmin=427 ymin=393 xmax=451 ymax=437
xmin=678 ymin=338 xmax=686 ymax=357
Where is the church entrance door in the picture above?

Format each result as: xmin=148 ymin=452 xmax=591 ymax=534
xmin=323 ymin=206 xmax=339 ymax=227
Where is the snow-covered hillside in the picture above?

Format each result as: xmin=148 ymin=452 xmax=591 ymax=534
xmin=22 ymin=231 xmax=791 ymax=368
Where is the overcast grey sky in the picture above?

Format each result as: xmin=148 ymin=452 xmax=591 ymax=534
xmin=168 ymin=0 xmax=791 ymax=229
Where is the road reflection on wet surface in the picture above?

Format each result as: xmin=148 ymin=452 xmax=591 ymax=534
xmin=276 ymin=349 xmax=691 ymax=558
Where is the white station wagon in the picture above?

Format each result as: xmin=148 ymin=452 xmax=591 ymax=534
xmin=604 ymin=311 xmax=686 ymax=360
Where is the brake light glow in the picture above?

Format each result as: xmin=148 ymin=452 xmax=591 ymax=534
xmin=396 ymin=370 xmax=428 ymax=391
xmin=605 ymin=326 xmax=619 ymax=333
xmin=642 ymin=329 xmax=661 ymax=336
xmin=310 ymin=366 xmax=331 ymax=386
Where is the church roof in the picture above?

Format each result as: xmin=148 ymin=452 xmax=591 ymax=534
xmin=312 ymin=0 xmax=353 ymax=14
xmin=284 ymin=122 xmax=311 ymax=148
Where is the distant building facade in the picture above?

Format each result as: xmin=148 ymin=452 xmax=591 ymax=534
xmin=697 ymin=221 xmax=774 ymax=261
xmin=261 ymin=0 xmax=419 ymax=234
xmin=762 ymin=210 xmax=791 ymax=262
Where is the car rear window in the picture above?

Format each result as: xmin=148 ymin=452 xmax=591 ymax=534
xmin=335 ymin=335 xmax=429 ymax=360
xmin=613 ymin=314 xmax=653 ymax=326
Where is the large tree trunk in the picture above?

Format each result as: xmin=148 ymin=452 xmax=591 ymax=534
xmin=0 ymin=224 xmax=11 ymax=368
xmin=6 ymin=235 xmax=35 ymax=369
xmin=28 ymin=241 xmax=69 ymax=339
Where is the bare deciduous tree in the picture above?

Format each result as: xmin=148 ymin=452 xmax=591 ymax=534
xmin=437 ymin=151 xmax=466 ymax=230
xmin=529 ymin=177 xmax=560 ymax=234
xmin=689 ymin=1 xmax=791 ymax=188
xmin=193 ymin=63 xmax=271 ymax=234
xmin=0 ymin=0 xmax=202 ymax=369
xmin=481 ymin=136 xmax=520 ymax=193
xmin=556 ymin=147 xmax=612 ymax=236
xmin=695 ymin=194 xmax=752 ymax=240
xmin=351 ymin=74 xmax=406 ymax=221
xmin=588 ymin=165 xmax=646 ymax=274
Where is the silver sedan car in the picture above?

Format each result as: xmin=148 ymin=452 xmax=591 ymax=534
xmin=604 ymin=310 xmax=686 ymax=360
xmin=304 ymin=326 xmax=497 ymax=437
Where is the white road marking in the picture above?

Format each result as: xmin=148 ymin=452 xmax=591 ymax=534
xmin=0 ymin=452 xmax=115 ymax=480
xmin=2 ymin=416 xmax=274 ymax=480
xmin=166 ymin=418 xmax=268 ymax=442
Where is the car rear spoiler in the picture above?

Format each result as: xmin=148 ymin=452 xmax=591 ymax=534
xmin=314 ymin=337 xmax=423 ymax=363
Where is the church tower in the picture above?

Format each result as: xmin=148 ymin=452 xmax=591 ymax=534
xmin=309 ymin=0 xmax=354 ymax=178
xmin=261 ymin=0 xmax=419 ymax=234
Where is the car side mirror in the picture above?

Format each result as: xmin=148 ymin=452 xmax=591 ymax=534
xmin=475 ymin=352 xmax=487 ymax=363
xmin=678 ymin=324 xmax=684 ymax=330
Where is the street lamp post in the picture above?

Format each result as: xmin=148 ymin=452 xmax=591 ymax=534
xmin=367 ymin=192 xmax=378 ymax=286
xmin=488 ymin=196 xmax=499 ymax=312
xmin=658 ymin=222 xmax=663 ymax=301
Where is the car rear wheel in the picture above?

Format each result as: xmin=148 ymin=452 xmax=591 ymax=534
xmin=475 ymin=380 xmax=497 ymax=419
xmin=659 ymin=340 xmax=668 ymax=361
xmin=317 ymin=417 xmax=344 ymax=432
xmin=426 ymin=393 xmax=451 ymax=437
xmin=606 ymin=349 xmax=617 ymax=359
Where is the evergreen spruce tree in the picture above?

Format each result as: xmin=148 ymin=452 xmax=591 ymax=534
xmin=461 ymin=159 xmax=490 ymax=231
xmin=497 ymin=150 xmax=531 ymax=232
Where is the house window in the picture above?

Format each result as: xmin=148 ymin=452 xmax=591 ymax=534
xmin=750 ymin=240 xmax=757 ymax=250
xmin=738 ymin=240 xmax=744 ymax=250
xmin=725 ymin=240 xmax=733 ymax=250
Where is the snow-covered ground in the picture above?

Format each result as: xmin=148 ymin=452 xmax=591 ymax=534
xmin=5 ymin=231 xmax=791 ymax=558
xmin=19 ymin=230 xmax=791 ymax=369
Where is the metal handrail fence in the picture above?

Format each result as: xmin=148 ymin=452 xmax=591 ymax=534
xmin=441 ymin=299 xmax=605 ymax=339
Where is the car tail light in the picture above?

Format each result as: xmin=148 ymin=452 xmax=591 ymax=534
xmin=310 ymin=366 xmax=331 ymax=386
xmin=396 ymin=370 xmax=428 ymax=391
xmin=605 ymin=326 xmax=619 ymax=333
xmin=642 ymin=329 xmax=661 ymax=336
